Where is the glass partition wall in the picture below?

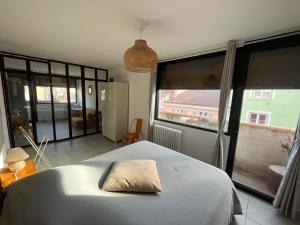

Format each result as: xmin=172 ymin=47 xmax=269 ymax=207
xmin=0 ymin=55 xmax=108 ymax=147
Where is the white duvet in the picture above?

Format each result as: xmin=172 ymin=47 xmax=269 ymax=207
xmin=1 ymin=141 xmax=242 ymax=225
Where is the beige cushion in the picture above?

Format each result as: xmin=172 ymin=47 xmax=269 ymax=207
xmin=101 ymin=160 xmax=162 ymax=193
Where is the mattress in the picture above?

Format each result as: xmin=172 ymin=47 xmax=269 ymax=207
xmin=1 ymin=141 xmax=242 ymax=225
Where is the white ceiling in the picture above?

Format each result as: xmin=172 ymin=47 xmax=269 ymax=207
xmin=0 ymin=0 xmax=300 ymax=69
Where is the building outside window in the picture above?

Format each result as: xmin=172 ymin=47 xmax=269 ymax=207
xmin=250 ymin=90 xmax=275 ymax=100
xmin=247 ymin=111 xmax=271 ymax=125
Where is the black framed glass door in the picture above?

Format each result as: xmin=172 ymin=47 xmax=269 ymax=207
xmin=1 ymin=55 xmax=108 ymax=148
xmin=33 ymin=75 xmax=55 ymax=142
xmin=69 ymin=78 xmax=84 ymax=137
xmin=52 ymin=77 xmax=70 ymax=140
xmin=5 ymin=71 xmax=34 ymax=146
xmin=227 ymin=36 xmax=300 ymax=200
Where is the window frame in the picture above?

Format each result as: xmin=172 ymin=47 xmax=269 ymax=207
xmin=246 ymin=111 xmax=271 ymax=126
xmin=155 ymin=51 xmax=227 ymax=134
xmin=249 ymin=90 xmax=275 ymax=100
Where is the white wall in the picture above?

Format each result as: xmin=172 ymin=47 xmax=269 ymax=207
xmin=109 ymin=65 xmax=128 ymax=83
xmin=109 ymin=66 xmax=152 ymax=140
xmin=128 ymin=72 xmax=151 ymax=140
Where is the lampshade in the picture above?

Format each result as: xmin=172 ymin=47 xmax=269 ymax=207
xmin=5 ymin=147 xmax=29 ymax=172
xmin=5 ymin=147 xmax=29 ymax=163
xmin=124 ymin=39 xmax=158 ymax=73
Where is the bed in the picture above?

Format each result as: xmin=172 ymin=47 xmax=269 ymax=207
xmin=1 ymin=141 xmax=242 ymax=225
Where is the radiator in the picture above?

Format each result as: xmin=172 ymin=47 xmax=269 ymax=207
xmin=153 ymin=124 xmax=183 ymax=151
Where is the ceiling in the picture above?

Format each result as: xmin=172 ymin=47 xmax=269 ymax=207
xmin=0 ymin=0 xmax=300 ymax=69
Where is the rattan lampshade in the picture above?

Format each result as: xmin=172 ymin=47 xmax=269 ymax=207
xmin=124 ymin=39 xmax=158 ymax=73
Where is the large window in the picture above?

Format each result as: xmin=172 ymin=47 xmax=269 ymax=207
xmin=158 ymin=90 xmax=221 ymax=130
xmin=156 ymin=53 xmax=226 ymax=131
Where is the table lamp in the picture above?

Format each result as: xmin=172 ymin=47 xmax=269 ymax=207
xmin=4 ymin=147 xmax=29 ymax=175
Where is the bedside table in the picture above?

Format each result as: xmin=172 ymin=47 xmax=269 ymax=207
xmin=0 ymin=160 xmax=37 ymax=188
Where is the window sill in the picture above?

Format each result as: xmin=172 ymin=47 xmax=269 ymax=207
xmin=154 ymin=118 xmax=220 ymax=133
xmin=154 ymin=119 xmax=231 ymax=135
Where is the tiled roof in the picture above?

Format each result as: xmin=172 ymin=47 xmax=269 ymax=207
xmin=165 ymin=90 xmax=220 ymax=107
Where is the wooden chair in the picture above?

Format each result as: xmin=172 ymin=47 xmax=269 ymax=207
xmin=123 ymin=119 xmax=142 ymax=144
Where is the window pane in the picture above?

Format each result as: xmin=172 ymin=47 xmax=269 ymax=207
xmin=97 ymin=70 xmax=107 ymax=80
xmin=51 ymin=62 xmax=66 ymax=75
xmin=36 ymin=86 xmax=51 ymax=102
xmin=157 ymin=89 xmax=232 ymax=131
xmin=84 ymin=68 xmax=95 ymax=79
xmin=258 ymin=114 xmax=267 ymax=125
xmin=69 ymin=65 xmax=81 ymax=77
xmin=34 ymin=75 xmax=54 ymax=142
xmin=249 ymin=113 xmax=257 ymax=123
xmin=233 ymin=89 xmax=300 ymax=197
xmin=4 ymin=57 xmax=26 ymax=70
xmin=30 ymin=61 xmax=48 ymax=73
xmin=158 ymin=54 xmax=225 ymax=90
xmin=70 ymin=79 xmax=84 ymax=137
xmin=85 ymin=80 xmax=96 ymax=134
xmin=6 ymin=72 xmax=33 ymax=146
xmin=52 ymin=77 xmax=69 ymax=140
xmin=97 ymin=82 xmax=107 ymax=132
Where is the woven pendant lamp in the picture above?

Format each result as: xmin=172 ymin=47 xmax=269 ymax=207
xmin=124 ymin=39 xmax=157 ymax=73
xmin=124 ymin=20 xmax=157 ymax=73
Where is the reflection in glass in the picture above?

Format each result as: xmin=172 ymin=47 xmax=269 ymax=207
xmin=97 ymin=82 xmax=107 ymax=132
xmin=7 ymin=72 xmax=33 ymax=146
xmin=34 ymin=75 xmax=54 ymax=142
xmin=85 ymin=80 xmax=96 ymax=134
xmin=70 ymin=79 xmax=84 ymax=137
xmin=52 ymin=77 xmax=69 ymax=140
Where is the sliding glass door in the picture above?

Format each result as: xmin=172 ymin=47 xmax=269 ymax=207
xmin=70 ymin=78 xmax=84 ymax=137
xmin=34 ymin=75 xmax=54 ymax=142
xmin=85 ymin=80 xmax=97 ymax=134
xmin=52 ymin=77 xmax=70 ymax=140
xmin=231 ymin=44 xmax=300 ymax=198
xmin=6 ymin=71 xmax=33 ymax=146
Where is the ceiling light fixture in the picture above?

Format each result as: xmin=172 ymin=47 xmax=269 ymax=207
xmin=124 ymin=20 xmax=158 ymax=73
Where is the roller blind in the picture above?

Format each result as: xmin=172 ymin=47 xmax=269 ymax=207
xmin=246 ymin=45 xmax=300 ymax=89
xmin=157 ymin=54 xmax=225 ymax=90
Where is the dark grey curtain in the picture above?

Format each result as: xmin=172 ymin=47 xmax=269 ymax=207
xmin=213 ymin=40 xmax=237 ymax=170
xmin=273 ymin=113 xmax=300 ymax=219
xmin=148 ymin=72 xmax=157 ymax=141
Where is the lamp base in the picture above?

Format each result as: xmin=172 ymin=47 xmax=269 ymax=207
xmin=8 ymin=160 xmax=26 ymax=172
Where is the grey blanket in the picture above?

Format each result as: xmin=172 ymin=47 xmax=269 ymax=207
xmin=1 ymin=141 xmax=242 ymax=225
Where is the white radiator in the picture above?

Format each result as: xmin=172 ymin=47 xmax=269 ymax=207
xmin=153 ymin=124 xmax=183 ymax=151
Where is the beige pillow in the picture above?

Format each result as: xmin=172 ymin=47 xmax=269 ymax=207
xmin=101 ymin=160 xmax=162 ymax=192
